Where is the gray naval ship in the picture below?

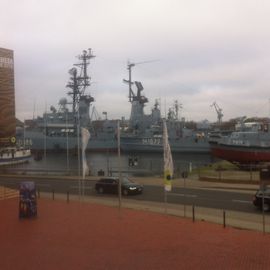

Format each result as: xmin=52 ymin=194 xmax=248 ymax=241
xmin=120 ymin=62 xmax=210 ymax=153
xmin=16 ymin=49 xmax=118 ymax=155
xmin=17 ymin=50 xmax=210 ymax=155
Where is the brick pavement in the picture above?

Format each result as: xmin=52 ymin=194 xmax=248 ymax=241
xmin=0 ymin=197 xmax=270 ymax=270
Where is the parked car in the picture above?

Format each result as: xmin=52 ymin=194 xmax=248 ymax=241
xmin=253 ymin=188 xmax=270 ymax=211
xmin=95 ymin=177 xmax=143 ymax=196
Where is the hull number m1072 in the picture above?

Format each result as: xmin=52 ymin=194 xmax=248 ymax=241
xmin=142 ymin=138 xmax=162 ymax=145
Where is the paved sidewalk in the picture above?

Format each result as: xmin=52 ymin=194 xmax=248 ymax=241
xmin=45 ymin=191 xmax=270 ymax=233
xmin=1 ymin=197 xmax=270 ymax=270
xmin=0 ymin=174 xmax=266 ymax=233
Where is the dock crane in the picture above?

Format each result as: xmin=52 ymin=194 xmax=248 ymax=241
xmin=211 ymin=102 xmax=223 ymax=124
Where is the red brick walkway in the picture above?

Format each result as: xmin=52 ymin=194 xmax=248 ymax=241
xmin=0 ymin=198 xmax=269 ymax=270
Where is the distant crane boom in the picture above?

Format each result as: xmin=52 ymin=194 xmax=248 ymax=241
xmin=211 ymin=101 xmax=223 ymax=124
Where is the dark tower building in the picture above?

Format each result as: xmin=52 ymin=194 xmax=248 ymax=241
xmin=0 ymin=47 xmax=16 ymax=147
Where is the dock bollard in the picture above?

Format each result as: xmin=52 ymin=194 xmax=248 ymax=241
xmin=223 ymin=210 xmax=226 ymax=228
xmin=192 ymin=205 xmax=195 ymax=222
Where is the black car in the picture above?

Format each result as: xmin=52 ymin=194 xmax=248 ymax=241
xmin=95 ymin=177 xmax=143 ymax=196
xmin=253 ymin=188 xmax=270 ymax=211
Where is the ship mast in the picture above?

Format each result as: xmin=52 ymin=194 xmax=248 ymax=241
xmin=123 ymin=61 xmax=151 ymax=105
xmin=123 ymin=62 xmax=135 ymax=102
xmin=66 ymin=49 xmax=95 ymax=114
xmin=66 ymin=68 xmax=79 ymax=113
xmin=75 ymin=48 xmax=95 ymax=95
xmin=123 ymin=61 xmax=155 ymax=131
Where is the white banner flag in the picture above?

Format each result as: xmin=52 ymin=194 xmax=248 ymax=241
xmin=81 ymin=127 xmax=90 ymax=179
xmin=163 ymin=120 xmax=174 ymax=192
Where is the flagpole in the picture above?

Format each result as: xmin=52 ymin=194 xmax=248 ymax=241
xmin=163 ymin=119 xmax=167 ymax=214
xmin=66 ymin=111 xmax=69 ymax=174
xmin=44 ymin=102 xmax=47 ymax=174
xmin=117 ymin=120 xmax=122 ymax=211
xmin=77 ymin=104 xmax=81 ymax=201
xmin=23 ymin=119 xmax=25 ymax=148
xmin=81 ymin=132 xmax=84 ymax=201
xmin=164 ymin=189 xmax=168 ymax=214
xmin=163 ymin=120 xmax=174 ymax=215
xmin=81 ymin=127 xmax=90 ymax=202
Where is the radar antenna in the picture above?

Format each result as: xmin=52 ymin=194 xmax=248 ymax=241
xmin=123 ymin=60 xmax=157 ymax=104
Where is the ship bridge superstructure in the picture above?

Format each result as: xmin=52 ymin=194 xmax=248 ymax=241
xmin=123 ymin=62 xmax=151 ymax=132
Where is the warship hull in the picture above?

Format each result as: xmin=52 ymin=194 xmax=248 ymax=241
xmin=210 ymin=143 xmax=270 ymax=164
xmin=120 ymin=135 xmax=210 ymax=153
xmin=17 ymin=130 xmax=117 ymax=153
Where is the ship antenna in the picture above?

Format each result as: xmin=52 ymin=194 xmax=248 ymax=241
xmin=174 ymin=100 xmax=182 ymax=120
xmin=122 ymin=62 xmax=135 ymax=102
xmin=67 ymin=49 xmax=96 ymax=113
xmin=75 ymin=48 xmax=96 ymax=96
xmin=175 ymin=100 xmax=179 ymax=120
xmin=123 ymin=60 xmax=158 ymax=103
xmin=66 ymin=67 xmax=80 ymax=113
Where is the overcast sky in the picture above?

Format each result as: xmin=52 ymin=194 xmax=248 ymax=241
xmin=1 ymin=0 xmax=270 ymax=122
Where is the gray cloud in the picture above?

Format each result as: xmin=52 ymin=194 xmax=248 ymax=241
xmin=1 ymin=0 xmax=270 ymax=122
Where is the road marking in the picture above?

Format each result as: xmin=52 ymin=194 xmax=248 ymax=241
xmin=171 ymin=193 xmax=197 ymax=198
xmin=232 ymin=199 xmax=252 ymax=204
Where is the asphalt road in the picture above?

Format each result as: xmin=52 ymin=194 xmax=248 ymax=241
xmin=0 ymin=175 xmax=259 ymax=214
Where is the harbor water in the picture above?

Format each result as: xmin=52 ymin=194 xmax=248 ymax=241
xmin=1 ymin=151 xmax=215 ymax=177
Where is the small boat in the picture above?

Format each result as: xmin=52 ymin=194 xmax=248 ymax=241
xmin=0 ymin=147 xmax=31 ymax=166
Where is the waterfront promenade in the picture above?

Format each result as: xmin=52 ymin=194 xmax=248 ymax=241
xmin=1 ymin=194 xmax=270 ymax=269
xmin=1 ymin=173 xmax=269 ymax=233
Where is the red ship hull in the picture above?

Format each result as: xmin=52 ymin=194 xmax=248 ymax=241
xmin=210 ymin=143 xmax=270 ymax=164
